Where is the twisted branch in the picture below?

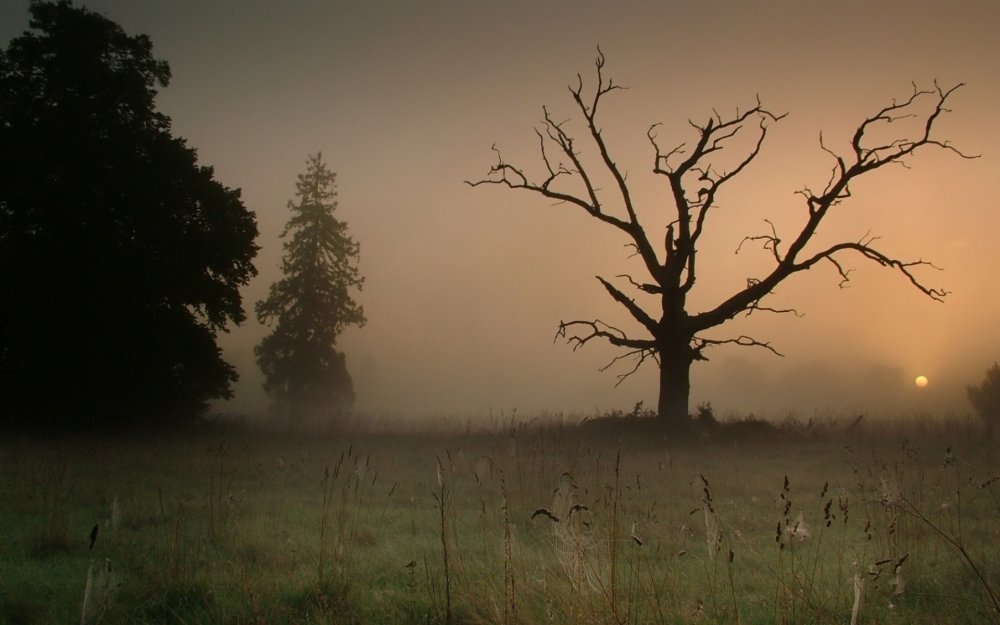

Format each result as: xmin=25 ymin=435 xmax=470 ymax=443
xmin=695 ymin=81 xmax=973 ymax=332
xmin=693 ymin=335 xmax=785 ymax=360
xmin=555 ymin=319 xmax=657 ymax=385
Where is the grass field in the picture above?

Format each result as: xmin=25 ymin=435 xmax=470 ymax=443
xmin=1 ymin=415 xmax=998 ymax=624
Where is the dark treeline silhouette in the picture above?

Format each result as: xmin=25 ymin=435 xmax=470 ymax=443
xmin=256 ymin=154 xmax=365 ymax=431
xmin=470 ymin=50 xmax=975 ymax=423
xmin=0 ymin=1 xmax=258 ymax=431
xmin=968 ymin=363 xmax=1000 ymax=435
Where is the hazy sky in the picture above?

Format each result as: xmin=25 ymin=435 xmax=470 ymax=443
xmin=4 ymin=1 xmax=999 ymax=420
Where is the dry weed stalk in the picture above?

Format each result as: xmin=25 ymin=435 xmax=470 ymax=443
xmin=700 ymin=473 xmax=740 ymax=625
xmin=80 ymin=560 xmax=93 ymax=625
xmin=850 ymin=573 xmax=864 ymax=625
xmin=169 ymin=502 xmax=184 ymax=582
xmin=888 ymin=447 xmax=1000 ymax=622
xmin=434 ymin=455 xmax=453 ymax=625
xmin=319 ymin=446 xmax=361 ymax=586
xmin=80 ymin=558 xmax=118 ymax=625
xmin=500 ymin=470 xmax=517 ymax=625
xmin=319 ymin=462 xmax=333 ymax=584
xmin=608 ymin=450 xmax=621 ymax=624
xmin=542 ymin=471 xmax=601 ymax=594
xmin=773 ymin=475 xmax=797 ymax=624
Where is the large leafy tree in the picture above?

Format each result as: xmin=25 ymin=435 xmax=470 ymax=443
xmin=0 ymin=1 xmax=259 ymax=429
xmin=470 ymin=52 xmax=973 ymax=422
xmin=256 ymin=154 xmax=365 ymax=429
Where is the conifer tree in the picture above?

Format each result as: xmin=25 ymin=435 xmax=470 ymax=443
xmin=255 ymin=154 xmax=365 ymax=428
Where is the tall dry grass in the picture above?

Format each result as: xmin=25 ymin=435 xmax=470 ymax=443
xmin=1 ymin=415 xmax=998 ymax=624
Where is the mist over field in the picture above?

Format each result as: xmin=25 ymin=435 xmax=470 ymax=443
xmin=2 ymin=0 xmax=999 ymax=423
xmin=8 ymin=6 xmax=1000 ymax=624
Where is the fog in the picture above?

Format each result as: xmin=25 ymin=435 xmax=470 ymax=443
xmin=4 ymin=0 xmax=999 ymax=420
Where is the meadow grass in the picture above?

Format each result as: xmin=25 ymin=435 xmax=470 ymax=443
xmin=0 ymin=415 xmax=997 ymax=624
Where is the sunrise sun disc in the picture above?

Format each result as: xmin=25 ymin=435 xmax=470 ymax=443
xmin=915 ymin=375 xmax=929 ymax=388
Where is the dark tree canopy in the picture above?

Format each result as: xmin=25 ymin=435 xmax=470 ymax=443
xmin=256 ymin=154 xmax=365 ymax=429
xmin=470 ymin=52 xmax=974 ymax=422
xmin=0 ymin=1 xmax=259 ymax=430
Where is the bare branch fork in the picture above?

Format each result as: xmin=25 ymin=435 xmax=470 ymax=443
xmin=689 ymin=79 xmax=974 ymax=329
xmin=554 ymin=319 xmax=657 ymax=386
xmin=693 ymin=335 xmax=784 ymax=359
xmin=468 ymin=49 xmax=974 ymax=418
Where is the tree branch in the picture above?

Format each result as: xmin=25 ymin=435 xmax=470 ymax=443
xmin=465 ymin=128 xmax=632 ymax=234
xmin=600 ymin=348 xmax=659 ymax=387
xmin=466 ymin=51 xmax=662 ymax=282
xmin=647 ymin=100 xmax=786 ymax=294
xmin=850 ymin=82 xmax=978 ymax=172
xmin=794 ymin=237 xmax=949 ymax=301
xmin=569 ymin=50 xmax=661 ymax=279
xmin=555 ymin=319 xmax=657 ymax=386
xmin=692 ymin=334 xmax=785 ymax=361
xmin=694 ymin=82 xmax=971 ymax=332
xmin=616 ymin=273 xmax=663 ymax=295
xmin=736 ymin=218 xmax=784 ymax=263
xmin=596 ymin=275 xmax=660 ymax=335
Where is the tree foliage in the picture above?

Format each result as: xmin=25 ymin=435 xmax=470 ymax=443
xmin=968 ymin=363 xmax=1000 ymax=432
xmin=0 ymin=1 xmax=259 ymax=429
xmin=256 ymin=154 xmax=365 ymax=428
xmin=470 ymin=51 xmax=973 ymax=421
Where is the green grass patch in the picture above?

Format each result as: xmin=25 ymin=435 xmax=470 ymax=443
xmin=1 ymin=418 xmax=998 ymax=624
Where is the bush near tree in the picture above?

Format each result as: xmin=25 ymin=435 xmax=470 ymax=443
xmin=968 ymin=362 xmax=1000 ymax=433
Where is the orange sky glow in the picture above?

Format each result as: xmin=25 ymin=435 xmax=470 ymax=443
xmin=3 ymin=1 xmax=999 ymax=420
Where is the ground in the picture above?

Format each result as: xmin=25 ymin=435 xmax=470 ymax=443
xmin=1 ymin=415 xmax=997 ymax=624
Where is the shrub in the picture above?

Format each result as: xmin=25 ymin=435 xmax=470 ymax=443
xmin=967 ymin=362 xmax=1000 ymax=432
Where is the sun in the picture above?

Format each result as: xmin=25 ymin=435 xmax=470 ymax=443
xmin=915 ymin=375 xmax=929 ymax=388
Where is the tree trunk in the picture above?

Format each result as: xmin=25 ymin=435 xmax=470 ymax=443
xmin=656 ymin=343 xmax=692 ymax=422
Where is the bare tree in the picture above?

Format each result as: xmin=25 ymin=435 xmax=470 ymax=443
xmin=468 ymin=51 xmax=974 ymax=422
